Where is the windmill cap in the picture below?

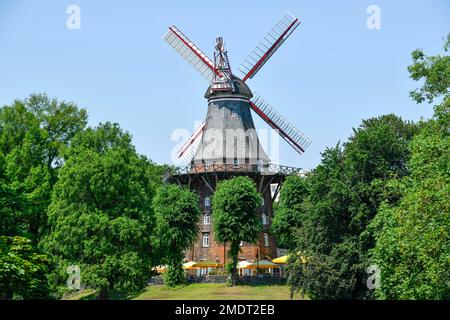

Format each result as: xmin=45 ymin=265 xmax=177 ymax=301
xmin=204 ymin=76 xmax=253 ymax=100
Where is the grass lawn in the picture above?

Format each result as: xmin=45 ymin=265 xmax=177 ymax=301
xmin=66 ymin=283 xmax=308 ymax=300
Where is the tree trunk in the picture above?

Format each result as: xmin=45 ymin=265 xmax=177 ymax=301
xmin=97 ymin=287 xmax=109 ymax=300
xmin=1 ymin=289 xmax=13 ymax=300
xmin=229 ymin=241 xmax=240 ymax=287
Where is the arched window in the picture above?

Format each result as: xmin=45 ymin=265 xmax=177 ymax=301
xmin=202 ymin=233 xmax=210 ymax=247
xmin=204 ymin=197 xmax=211 ymax=207
xmin=262 ymin=213 xmax=269 ymax=225
xmin=263 ymin=233 xmax=269 ymax=247
xmin=203 ymin=214 xmax=211 ymax=225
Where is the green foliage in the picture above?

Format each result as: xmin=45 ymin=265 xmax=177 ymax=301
xmin=212 ymin=176 xmax=262 ymax=286
xmin=164 ymin=262 xmax=187 ymax=288
xmin=271 ymin=176 xmax=309 ymax=249
xmin=0 ymin=183 xmax=26 ymax=236
xmin=369 ymin=36 xmax=450 ymax=300
xmin=42 ymin=122 xmax=160 ymax=299
xmin=369 ymin=119 xmax=449 ymax=299
xmin=153 ymin=184 xmax=201 ymax=287
xmin=0 ymin=236 xmax=50 ymax=299
xmin=0 ymin=93 xmax=87 ymax=242
xmin=408 ymin=34 xmax=450 ymax=104
xmin=286 ymin=114 xmax=417 ymax=299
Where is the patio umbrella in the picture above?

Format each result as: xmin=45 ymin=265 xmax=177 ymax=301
xmin=273 ymin=255 xmax=309 ymax=264
xmin=237 ymin=261 xmax=252 ymax=269
xmin=193 ymin=260 xmax=223 ymax=268
xmin=248 ymin=260 xmax=278 ymax=269
xmin=182 ymin=261 xmax=198 ymax=269
xmin=272 ymin=255 xmax=288 ymax=264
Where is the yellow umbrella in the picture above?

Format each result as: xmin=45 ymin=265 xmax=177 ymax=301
xmin=183 ymin=261 xmax=197 ymax=269
xmin=248 ymin=260 xmax=278 ymax=269
xmin=273 ymin=255 xmax=309 ymax=264
xmin=193 ymin=260 xmax=223 ymax=268
xmin=272 ymin=255 xmax=289 ymax=264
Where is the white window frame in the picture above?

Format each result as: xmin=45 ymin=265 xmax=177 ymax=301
xmin=263 ymin=233 xmax=269 ymax=247
xmin=204 ymin=214 xmax=210 ymax=225
xmin=204 ymin=196 xmax=211 ymax=207
xmin=202 ymin=233 xmax=210 ymax=247
xmin=262 ymin=213 xmax=269 ymax=225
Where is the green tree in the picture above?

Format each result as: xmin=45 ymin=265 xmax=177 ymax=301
xmin=369 ymin=35 xmax=450 ymax=299
xmin=0 ymin=236 xmax=50 ymax=300
xmin=212 ymin=176 xmax=262 ymax=286
xmin=408 ymin=34 xmax=450 ymax=104
xmin=287 ymin=114 xmax=417 ymax=299
xmin=153 ymin=184 xmax=201 ymax=287
xmin=0 ymin=93 xmax=87 ymax=242
xmin=271 ymin=175 xmax=309 ymax=249
xmin=42 ymin=123 xmax=161 ymax=299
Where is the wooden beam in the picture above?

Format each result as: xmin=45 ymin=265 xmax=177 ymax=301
xmin=201 ymin=175 xmax=215 ymax=194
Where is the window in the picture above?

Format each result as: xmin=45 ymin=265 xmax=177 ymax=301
xmin=202 ymin=233 xmax=210 ymax=247
xmin=263 ymin=233 xmax=269 ymax=247
xmin=204 ymin=197 xmax=211 ymax=207
xmin=261 ymin=197 xmax=265 ymax=206
xmin=233 ymin=158 xmax=239 ymax=167
xmin=262 ymin=213 xmax=269 ymax=225
xmin=230 ymin=109 xmax=236 ymax=117
xmin=204 ymin=214 xmax=210 ymax=225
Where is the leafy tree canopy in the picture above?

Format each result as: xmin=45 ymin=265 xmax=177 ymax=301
xmin=212 ymin=176 xmax=262 ymax=286
xmin=153 ymin=184 xmax=201 ymax=287
xmin=369 ymin=34 xmax=450 ymax=299
xmin=0 ymin=236 xmax=50 ymax=300
xmin=0 ymin=93 xmax=87 ymax=242
xmin=42 ymin=122 xmax=162 ymax=299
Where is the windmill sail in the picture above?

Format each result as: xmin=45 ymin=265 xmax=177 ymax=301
xmin=239 ymin=12 xmax=301 ymax=81
xmin=177 ymin=122 xmax=205 ymax=163
xmin=250 ymin=93 xmax=311 ymax=155
xmin=164 ymin=26 xmax=223 ymax=82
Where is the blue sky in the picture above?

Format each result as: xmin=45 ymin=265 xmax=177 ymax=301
xmin=0 ymin=0 xmax=449 ymax=170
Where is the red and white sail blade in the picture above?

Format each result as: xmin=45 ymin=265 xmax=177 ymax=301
xmin=250 ymin=93 xmax=311 ymax=155
xmin=177 ymin=122 xmax=205 ymax=162
xmin=239 ymin=12 xmax=301 ymax=82
xmin=164 ymin=26 xmax=223 ymax=82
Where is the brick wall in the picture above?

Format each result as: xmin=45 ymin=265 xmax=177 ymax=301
xmin=184 ymin=174 xmax=278 ymax=264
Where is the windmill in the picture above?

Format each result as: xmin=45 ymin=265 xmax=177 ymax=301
xmin=163 ymin=12 xmax=310 ymax=263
